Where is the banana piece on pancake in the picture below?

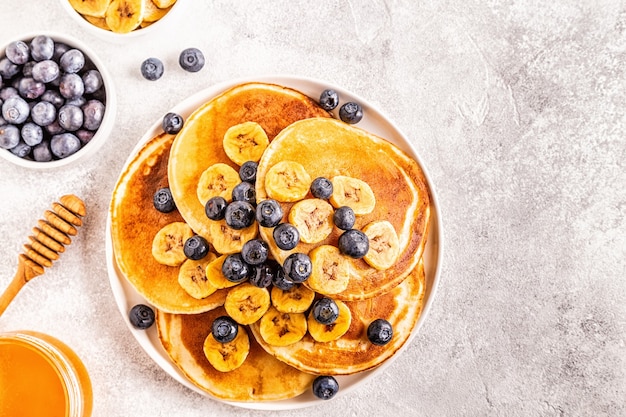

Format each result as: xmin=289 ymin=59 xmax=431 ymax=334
xmin=168 ymin=82 xmax=331 ymax=251
xmin=156 ymin=306 xmax=316 ymax=402
xmin=109 ymin=132 xmax=228 ymax=314
xmin=255 ymin=117 xmax=431 ymax=301
xmin=249 ymin=260 xmax=426 ymax=375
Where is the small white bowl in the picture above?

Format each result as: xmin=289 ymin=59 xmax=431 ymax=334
xmin=0 ymin=32 xmax=116 ymax=169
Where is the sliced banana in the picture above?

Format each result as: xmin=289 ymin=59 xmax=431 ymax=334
xmin=203 ymin=325 xmax=250 ymax=372
xmin=362 ymin=220 xmax=400 ymax=270
xmin=264 ymin=160 xmax=311 ymax=202
xmin=223 ymin=121 xmax=269 ymax=166
xmin=329 ymin=175 xmax=376 ymax=215
xmin=307 ymin=299 xmax=351 ymax=343
xmin=178 ymin=255 xmax=217 ymax=299
xmin=105 ymin=0 xmax=145 ymax=34
xmin=151 ymin=222 xmax=194 ymax=266
xmin=306 ymin=245 xmax=350 ymax=295
xmin=143 ymin=0 xmax=170 ymax=22
xmin=259 ymin=306 xmax=307 ymax=347
xmin=224 ymin=283 xmax=270 ymax=325
xmin=68 ymin=0 xmax=111 ymax=17
xmin=271 ymin=284 xmax=315 ymax=314
xmin=205 ymin=254 xmax=240 ymax=289
xmin=208 ymin=219 xmax=258 ymax=255
xmin=196 ymin=163 xmax=241 ymax=206
xmin=83 ymin=15 xmax=111 ymax=30
xmin=152 ymin=0 xmax=176 ymax=7
xmin=288 ymin=198 xmax=334 ymax=244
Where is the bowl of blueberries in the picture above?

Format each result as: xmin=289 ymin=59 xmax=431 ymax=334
xmin=0 ymin=32 xmax=115 ymax=169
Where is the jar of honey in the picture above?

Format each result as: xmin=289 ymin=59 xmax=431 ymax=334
xmin=0 ymin=330 xmax=93 ymax=417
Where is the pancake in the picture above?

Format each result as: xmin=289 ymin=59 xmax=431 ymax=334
xmin=249 ymin=260 xmax=426 ymax=375
xmin=156 ymin=306 xmax=316 ymax=402
xmin=110 ymin=132 xmax=228 ymax=314
xmin=255 ymin=117 xmax=430 ymax=301
xmin=168 ymin=82 xmax=331 ymax=246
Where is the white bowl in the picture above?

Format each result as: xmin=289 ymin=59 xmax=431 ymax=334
xmin=0 ymin=31 xmax=116 ymax=169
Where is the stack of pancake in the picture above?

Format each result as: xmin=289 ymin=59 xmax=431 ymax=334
xmin=109 ymin=82 xmax=430 ymax=403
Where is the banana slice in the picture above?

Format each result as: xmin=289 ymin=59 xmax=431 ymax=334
xmin=83 ymin=15 xmax=111 ymax=30
xmin=223 ymin=121 xmax=270 ymax=166
xmin=307 ymin=299 xmax=351 ymax=343
xmin=197 ymin=163 xmax=241 ymax=206
xmin=143 ymin=0 xmax=170 ymax=22
xmin=306 ymin=245 xmax=350 ymax=294
xmin=152 ymin=0 xmax=176 ymax=7
xmin=68 ymin=0 xmax=111 ymax=17
xmin=105 ymin=0 xmax=145 ymax=34
xmin=264 ymin=161 xmax=311 ymax=202
xmin=203 ymin=325 xmax=250 ymax=372
xmin=362 ymin=220 xmax=400 ymax=270
xmin=224 ymin=283 xmax=270 ymax=325
xmin=205 ymin=254 xmax=240 ymax=289
xmin=259 ymin=306 xmax=307 ymax=346
xmin=329 ymin=175 xmax=376 ymax=215
xmin=271 ymin=284 xmax=315 ymax=314
xmin=208 ymin=219 xmax=258 ymax=255
xmin=151 ymin=222 xmax=194 ymax=266
xmin=178 ymin=255 xmax=218 ymax=299
xmin=288 ymin=198 xmax=334 ymax=244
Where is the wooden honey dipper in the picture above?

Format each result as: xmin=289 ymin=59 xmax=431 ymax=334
xmin=0 ymin=195 xmax=86 ymax=316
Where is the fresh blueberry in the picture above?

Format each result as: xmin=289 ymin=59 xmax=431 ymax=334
xmin=0 ymin=86 xmax=18 ymax=101
xmin=45 ymin=120 xmax=65 ymax=136
xmin=205 ymin=196 xmax=228 ymax=220
xmin=162 ymin=112 xmax=183 ymax=134
xmin=81 ymin=99 xmax=104 ymax=130
xmin=282 ymin=252 xmax=312 ymax=283
xmin=31 ymin=101 xmax=57 ymax=126
xmin=41 ymin=90 xmax=65 ymax=108
xmin=59 ymin=49 xmax=85 ymax=73
xmin=221 ymin=253 xmax=250 ymax=283
xmin=232 ymin=181 xmax=256 ymax=205
xmin=319 ymin=89 xmax=339 ymax=111
xmin=239 ymin=160 xmax=258 ymax=183
xmin=59 ymin=73 xmax=84 ymax=99
xmin=310 ymin=177 xmax=333 ymax=199
xmin=212 ymin=316 xmax=238 ymax=343
xmin=271 ymin=265 xmax=294 ymax=291
xmin=256 ymin=199 xmax=283 ymax=228
xmin=75 ymin=129 xmax=94 ymax=145
xmin=21 ymin=122 xmax=43 ymax=146
xmin=65 ymin=96 xmax=86 ymax=108
xmin=0 ymin=124 xmax=20 ymax=149
xmin=338 ymin=229 xmax=369 ymax=258
xmin=21 ymin=61 xmax=35 ymax=78
xmin=249 ymin=261 xmax=277 ymax=288
xmin=140 ymin=57 xmax=164 ymax=81
xmin=339 ymin=102 xmax=363 ymax=124
xmin=50 ymin=132 xmax=81 ymax=158
xmin=17 ymin=77 xmax=45 ymax=100
xmin=333 ymin=206 xmax=355 ymax=230
xmin=273 ymin=223 xmax=299 ymax=250
xmin=312 ymin=375 xmax=339 ymax=400
xmin=57 ymin=104 xmax=83 ymax=131
xmin=2 ymin=96 xmax=30 ymax=124
xmin=183 ymin=235 xmax=210 ymax=260
xmin=367 ymin=318 xmax=393 ymax=345
xmin=32 ymin=60 xmax=60 ymax=83
xmin=33 ymin=141 xmax=52 ymax=162
xmin=128 ymin=304 xmax=155 ymax=330
xmin=153 ymin=187 xmax=176 ymax=213
xmin=179 ymin=48 xmax=205 ymax=72
xmin=53 ymin=43 xmax=71 ymax=61
xmin=241 ymin=238 xmax=269 ymax=265
xmin=82 ymin=70 xmax=103 ymax=94
xmin=225 ymin=201 xmax=256 ymax=229
xmin=5 ymin=41 xmax=30 ymax=65
xmin=30 ymin=35 xmax=54 ymax=61
xmin=0 ymin=58 xmax=20 ymax=79
xmin=10 ymin=141 xmax=31 ymax=158
xmin=312 ymin=297 xmax=340 ymax=325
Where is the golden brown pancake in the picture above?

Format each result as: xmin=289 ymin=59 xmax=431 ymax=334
xmin=109 ymin=132 xmax=228 ymax=314
xmin=255 ymin=117 xmax=430 ymax=300
xmin=156 ymin=306 xmax=316 ymax=402
xmin=249 ymin=260 xmax=426 ymax=375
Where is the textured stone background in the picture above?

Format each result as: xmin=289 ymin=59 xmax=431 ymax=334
xmin=0 ymin=1 xmax=624 ymax=416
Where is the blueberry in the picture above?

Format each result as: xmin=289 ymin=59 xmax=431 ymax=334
xmin=0 ymin=124 xmax=20 ymax=149
xmin=141 ymin=57 xmax=164 ymax=81
xmin=249 ymin=261 xmax=277 ymax=288
xmin=221 ymin=253 xmax=250 ymax=283
xmin=239 ymin=160 xmax=258 ymax=183
xmin=5 ymin=41 xmax=30 ymax=65
xmin=41 ymin=90 xmax=65 ymax=108
xmin=205 ymin=196 xmax=228 ymax=220
xmin=10 ymin=141 xmax=31 ymax=158
xmin=59 ymin=73 xmax=84 ymax=99
xmin=75 ymin=129 xmax=94 ymax=145
xmin=17 ymin=77 xmax=45 ymax=100
xmin=212 ymin=316 xmax=238 ymax=343
xmin=282 ymin=252 xmax=312 ymax=283
xmin=82 ymin=70 xmax=103 ymax=94
xmin=271 ymin=265 xmax=294 ymax=291
xmin=256 ymin=199 xmax=283 ymax=228
xmin=179 ymin=48 xmax=205 ymax=72
xmin=319 ymin=89 xmax=339 ymax=111
xmin=57 ymin=104 xmax=83 ymax=131
xmin=30 ymin=35 xmax=54 ymax=61
xmin=128 ymin=304 xmax=155 ymax=330
xmin=162 ymin=112 xmax=183 ymax=134
xmin=2 ymin=96 xmax=30 ymax=124
xmin=333 ymin=206 xmax=355 ymax=230
xmin=32 ymin=60 xmax=60 ymax=83
xmin=33 ymin=141 xmax=52 ymax=162
xmin=21 ymin=61 xmax=35 ymax=78
xmin=0 ymin=87 xmax=18 ymax=101
xmin=338 ymin=229 xmax=369 ymax=259
xmin=241 ymin=238 xmax=269 ymax=266
xmin=81 ymin=100 xmax=104 ymax=130
xmin=59 ymin=49 xmax=85 ymax=73
xmin=339 ymin=102 xmax=363 ymax=124
xmin=66 ymin=96 xmax=86 ymax=108
xmin=183 ymin=235 xmax=210 ymax=260
xmin=0 ymin=58 xmax=20 ymax=79
xmin=153 ymin=187 xmax=176 ymax=213
xmin=312 ymin=297 xmax=340 ymax=325
xmin=21 ymin=122 xmax=43 ymax=146
xmin=310 ymin=177 xmax=333 ymax=199
xmin=312 ymin=375 xmax=339 ymax=400
xmin=53 ymin=43 xmax=71 ymax=61
xmin=367 ymin=318 xmax=393 ymax=345
xmin=50 ymin=132 xmax=81 ymax=158
xmin=31 ymin=101 xmax=57 ymax=126
xmin=45 ymin=120 xmax=66 ymax=136
xmin=232 ymin=181 xmax=256 ymax=205
xmin=273 ymin=223 xmax=299 ymax=250
xmin=225 ymin=201 xmax=256 ymax=229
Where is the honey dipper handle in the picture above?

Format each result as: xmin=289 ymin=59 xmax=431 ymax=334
xmin=0 ymin=272 xmax=27 ymax=317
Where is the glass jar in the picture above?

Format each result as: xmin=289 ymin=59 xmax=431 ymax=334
xmin=0 ymin=330 xmax=93 ymax=417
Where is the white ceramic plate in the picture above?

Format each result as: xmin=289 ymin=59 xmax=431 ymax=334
xmin=105 ymin=75 xmax=443 ymax=410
